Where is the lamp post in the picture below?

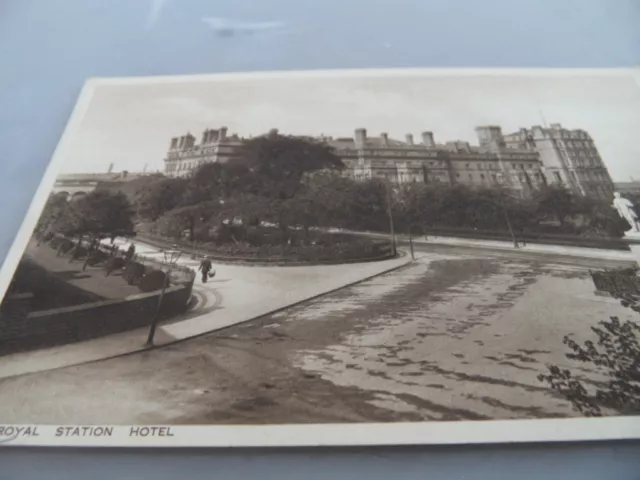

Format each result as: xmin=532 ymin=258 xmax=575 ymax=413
xmin=493 ymin=175 xmax=519 ymax=249
xmin=146 ymin=246 xmax=182 ymax=347
xmin=407 ymin=224 xmax=415 ymax=260
xmin=385 ymin=181 xmax=397 ymax=257
xmin=501 ymin=199 xmax=519 ymax=249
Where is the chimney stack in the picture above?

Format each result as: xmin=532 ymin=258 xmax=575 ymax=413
xmin=219 ymin=126 xmax=228 ymax=140
xmin=380 ymin=132 xmax=388 ymax=146
xmin=184 ymin=132 xmax=195 ymax=149
xmin=354 ymin=128 xmax=367 ymax=148
xmin=405 ymin=134 xmax=414 ymax=145
xmin=421 ymin=131 xmax=435 ymax=147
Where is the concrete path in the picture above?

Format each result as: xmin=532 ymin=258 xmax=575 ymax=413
xmin=0 ymin=240 xmax=413 ymax=379
xmin=24 ymin=240 xmax=141 ymax=299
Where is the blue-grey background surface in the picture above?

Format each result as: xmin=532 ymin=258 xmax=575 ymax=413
xmin=1 ymin=0 xmax=639 ymax=477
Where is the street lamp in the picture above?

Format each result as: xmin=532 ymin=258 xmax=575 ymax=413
xmin=385 ymin=181 xmax=397 ymax=257
xmin=493 ymin=174 xmax=519 ymax=249
xmin=500 ymin=199 xmax=519 ymax=249
xmin=145 ymin=245 xmax=182 ymax=346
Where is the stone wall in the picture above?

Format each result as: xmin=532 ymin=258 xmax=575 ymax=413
xmin=0 ymin=282 xmax=193 ymax=356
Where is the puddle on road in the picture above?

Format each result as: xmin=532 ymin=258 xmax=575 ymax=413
xmin=292 ymin=259 xmax=633 ymax=421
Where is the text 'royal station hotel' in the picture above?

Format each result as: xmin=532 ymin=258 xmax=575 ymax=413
xmin=164 ymin=123 xmax=615 ymax=199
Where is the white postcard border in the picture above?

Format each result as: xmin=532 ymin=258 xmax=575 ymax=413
xmin=1 ymin=416 xmax=639 ymax=447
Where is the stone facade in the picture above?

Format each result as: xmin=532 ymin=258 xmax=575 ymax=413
xmin=164 ymin=123 xmax=614 ymax=199
xmin=328 ymin=127 xmax=545 ymax=198
xmin=502 ymin=123 xmax=614 ymax=199
xmin=164 ymin=127 xmax=243 ymax=177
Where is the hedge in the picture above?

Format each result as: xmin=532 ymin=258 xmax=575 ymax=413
xmin=138 ymin=232 xmax=394 ymax=264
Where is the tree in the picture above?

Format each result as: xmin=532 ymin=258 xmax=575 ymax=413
xmin=134 ymin=177 xmax=188 ymax=220
xmin=533 ymin=186 xmax=577 ymax=228
xmin=181 ymin=162 xmax=253 ymax=207
xmin=337 ymin=179 xmax=388 ymax=232
xmin=52 ymin=191 xmax=135 ymax=268
xmin=36 ymin=192 xmax=69 ymax=236
xmin=539 ymin=275 xmax=640 ymax=417
xmin=571 ymin=196 xmax=629 ymax=238
xmin=240 ymin=133 xmax=345 ymax=200
xmin=538 ymin=311 xmax=640 ymax=417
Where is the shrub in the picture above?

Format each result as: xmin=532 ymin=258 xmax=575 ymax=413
xmin=71 ymin=245 xmax=88 ymax=259
xmin=57 ymin=238 xmax=75 ymax=254
xmin=104 ymin=257 xmax=126 ymax=276
xmin=49 ymin=237 xmax=63 ymax=249
xmin=139 ymin=269 xmax=168 ymax=292
xmin=123 ymin=261 xmax=146 ymax=285
xmin=86 ymin=249 xmax=109 ymax=266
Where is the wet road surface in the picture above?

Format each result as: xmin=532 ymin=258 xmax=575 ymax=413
xmin=0 ymin=252 xmax=633 ymax=424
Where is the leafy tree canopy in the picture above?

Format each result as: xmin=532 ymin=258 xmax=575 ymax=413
xmin=135 ymin=177 xmax=188 ymax=220
xmin=54 ymin=190 xmax=135 ymax=240
xmin=240 ymin=133 xmax=345 ymax=200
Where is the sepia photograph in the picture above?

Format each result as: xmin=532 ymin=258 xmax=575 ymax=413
xmin=1 ymin=69 xmax=640 ymax=446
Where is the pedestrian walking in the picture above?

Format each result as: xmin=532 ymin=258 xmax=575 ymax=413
xmin=198 ymin=255 xmax=215 ymax=283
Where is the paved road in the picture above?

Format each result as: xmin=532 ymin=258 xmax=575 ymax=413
xmin=0 ymin=251 xmax=632 ymax=425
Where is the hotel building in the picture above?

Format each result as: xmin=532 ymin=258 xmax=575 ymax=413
xmin=163 ymin=123 xmax=614 ymax=199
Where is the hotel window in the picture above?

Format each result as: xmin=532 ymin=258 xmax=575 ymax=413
xmin=480 ymin=174 xmax=486 ymax=181
xmin=511 ymin=163 xmax=516 ymax=169
xmin=468 ymin=174 xmax=473 ymax=181
xmin=465 ymin=163 xmax=470 ymax=169
xmin=456 ymin=173 xmax=461 ymax=178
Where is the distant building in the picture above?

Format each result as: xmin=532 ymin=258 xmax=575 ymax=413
xmin=163 ymin=123 xmax=614 ymax=199
xmin=164 ymin=127 xmax=243 ymax=178
xmin=502 ymin=123 xmax=614 ymax=199
xmin=614 ymin=181 xmax=640 ymax=195
xmin=52 ymin=171 xmax=146 ymax=199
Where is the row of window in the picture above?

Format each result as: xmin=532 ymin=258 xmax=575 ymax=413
xmin=561 ymin=139 xmax=594 ymax=148
xmin=358 ymin=150 xmax=439 ymax=158
xmin=165 ymin=161 xmax=204 ymax=173
xmin=570 ymin=170 xmax=609 ymax=182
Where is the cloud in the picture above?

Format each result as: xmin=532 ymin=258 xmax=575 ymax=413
xmin=202 ymin=17 xmax=287 ymax=37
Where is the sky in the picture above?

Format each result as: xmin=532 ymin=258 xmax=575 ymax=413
xmin=61 ymin=71 xmax=640 ymax=181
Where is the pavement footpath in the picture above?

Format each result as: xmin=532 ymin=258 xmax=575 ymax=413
xmin=0 ymin=240 xmax=413 ymax=379
xmin=340 ymin=230 xmax=636 ymax=262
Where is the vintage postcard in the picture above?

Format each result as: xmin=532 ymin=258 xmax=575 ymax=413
xmin=1 ymin=68 xmax=640 ymax=447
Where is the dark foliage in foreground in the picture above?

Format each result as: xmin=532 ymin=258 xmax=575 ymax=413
xmin=539 ymin=285 xmax=640 ymax=416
